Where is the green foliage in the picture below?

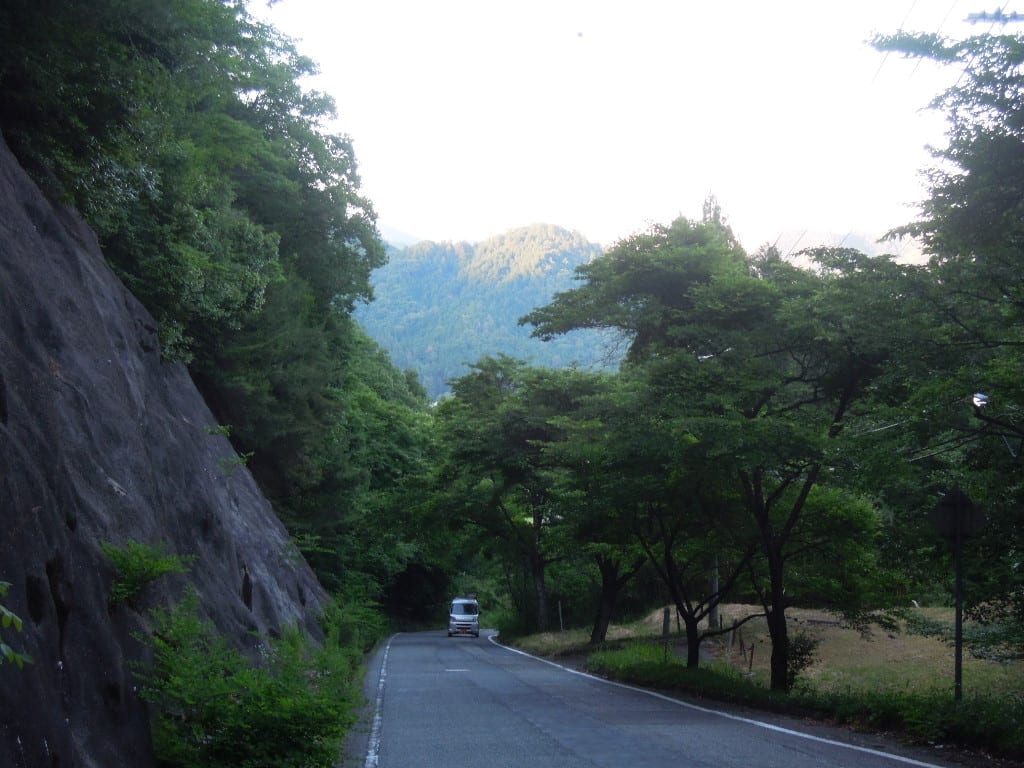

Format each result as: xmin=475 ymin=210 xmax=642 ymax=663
xmin=487 ymin=607 xmax=530 ymax=639
xmin=824 ymin=689 xmax=1024 ymax=758
xmin=355 ymin=225 xmax=618 ymax=398
xmin=320 ymin=589 xmax=388 ymax=652
xmin=0 ymin=0 xmax=415 ymax=604
xmin=521 ymin=209 xmax=913 ymax=688
xmin=217 ymin=451 xmax=254 ymax=475
xmin=0 ymin=581 xmax=31 ymax=668
xmin=101 ymin=541 xmax=192 ymax=607
xmin=135 ymin=594 xmax=361 ymax=768
xmin=871 ymin=28 xmax=1024 ymax=641
xmin=434 ymin=358 xmax=616 ymax=633
xmin=904 ymin=610 xmax=1024 ymax=662
xmin=786 ymin=632 xmax=820 ymax=689
xmin=588 ymin=641 xmax=681 ymax=668
xmin=266 ymin=321 xmax=435 ymax=594
xmin=588 ymin=644 xmax=774 ymax=704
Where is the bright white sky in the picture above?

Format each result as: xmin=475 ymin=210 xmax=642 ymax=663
xmin=250 ymin=0 xmax=982 ymax=255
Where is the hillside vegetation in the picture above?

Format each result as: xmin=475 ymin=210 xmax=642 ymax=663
xmin=355 ymin=224 xmax=621 ymax=398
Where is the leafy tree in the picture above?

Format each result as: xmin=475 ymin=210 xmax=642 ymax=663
xmin=0 ymin=0 xmax=439 ymax=618
xmin=539 ymin=373 xmax=649 ymax=644
xmin=543 ymin=367 xmax=752 ymax=657
xmin=434 ymin=357 xmax=609 ymax=632
xmin=525 ymin=210 xmax=907 ymax=689
xmin=874 ymin=29 xmax=1024 ymax=642
xmin=434 ymin=356 xmax=555 ymax=631
xmin=2 ymin=0 xmax=289 ymax=356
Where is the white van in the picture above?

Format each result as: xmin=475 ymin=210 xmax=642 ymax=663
xmin=447 ymin=596 xmax=480 ymax=637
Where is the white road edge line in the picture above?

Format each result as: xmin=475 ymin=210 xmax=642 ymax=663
xmin=489 ymin=634 xmax=946 ymax=768
xmin=363 ymin=634 xmax=396 ymax=768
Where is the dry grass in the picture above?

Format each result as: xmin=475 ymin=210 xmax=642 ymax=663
xmin=519 ymin=604 xmax=1024 ymax=698
xmin=710 ymin=604 xmax=1022 ymax=696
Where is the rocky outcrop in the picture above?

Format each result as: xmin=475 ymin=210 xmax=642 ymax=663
xmin=0 ymin=134 xmax=329 ymax=766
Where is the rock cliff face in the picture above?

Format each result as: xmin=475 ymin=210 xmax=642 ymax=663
xmin=0 ymin=135 xmax=329 ymax=766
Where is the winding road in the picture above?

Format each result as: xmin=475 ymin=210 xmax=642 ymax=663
xmin=352 ymin=630 xmax=967 ymax=768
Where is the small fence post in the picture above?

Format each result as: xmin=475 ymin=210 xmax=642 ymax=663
xmin=662 ymin=607 xmax=671 ymax=661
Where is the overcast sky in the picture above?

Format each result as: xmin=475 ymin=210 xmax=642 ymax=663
xmin=250 ymin=1 xmax=981 ymax=254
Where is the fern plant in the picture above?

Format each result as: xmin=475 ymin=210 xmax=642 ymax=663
xmin=101 ymin=541 xmax=192 ymax=607
xmin=136 ymin=594 xmax=361 ymax=768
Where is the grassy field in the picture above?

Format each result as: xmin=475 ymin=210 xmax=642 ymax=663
xmin=509 ymin=604 xmax=1024 ymax=762
xmin=684 ymin=604 xmax=1018 ymax=697
xmin=515 ymin=604 xmax=1022 ymax=695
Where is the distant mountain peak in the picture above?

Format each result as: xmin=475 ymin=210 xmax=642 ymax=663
xmin=468 ymin=223 xmax=603 ymax=283
xmin=356 ymin=224 xmax=614 ymax=398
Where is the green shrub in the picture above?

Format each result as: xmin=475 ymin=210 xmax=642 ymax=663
xmin=786 ymin=631 xmax=820 ymax=689
xmin=321 ymin=590 xmax=388 ymax=652
xmin=136 ymin=594 xmax=360 ymax=768
xmin=490 ymin=610 xmax=525 ymax=640
xmin=101 ymin=540 xmax=192 ymax=606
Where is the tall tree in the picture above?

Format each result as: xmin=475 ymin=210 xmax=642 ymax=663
xmin=0 ymin=0 xmax=440 ymax=605
xmin=525 ymin=211 xmax=908 ymax=688
xmin=874 ymin=29 xmax=1024 ymax=641
xmin=435 ymin=358 xmax=609 ymax=632
xmin=535 ymin=372 xmax=650 ymax=644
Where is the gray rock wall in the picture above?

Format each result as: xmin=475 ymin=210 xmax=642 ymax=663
xmin=0 ymin=134 xmax=329 ymax=766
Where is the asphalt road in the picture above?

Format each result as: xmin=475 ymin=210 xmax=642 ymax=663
xmin=354 ymin=630 xmax=968 ymax=768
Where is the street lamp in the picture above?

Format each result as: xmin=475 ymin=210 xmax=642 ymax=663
xmin=930 ymin=487 xmax=983 ymax=701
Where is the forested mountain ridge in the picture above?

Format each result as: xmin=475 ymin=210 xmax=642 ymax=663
xmin=355 ymin=224 xmax=620 ymax=398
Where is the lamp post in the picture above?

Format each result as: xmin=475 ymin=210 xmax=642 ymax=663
xmin=911 ymin=392 xmax=1006 ymax=700
xmin=930 ymin=487 xmax=982 ymax=701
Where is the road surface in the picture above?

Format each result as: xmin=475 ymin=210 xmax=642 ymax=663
xmin=353 ymin=630 xmax=966 ymax=768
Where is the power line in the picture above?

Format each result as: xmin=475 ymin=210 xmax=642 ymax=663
xmin=871 ymin=0 xmax=963 ymax=83
xmin=910 ymin=0 xmax=961 ymax=76
xmin=871 ymin=0 xmax=924 ymax=85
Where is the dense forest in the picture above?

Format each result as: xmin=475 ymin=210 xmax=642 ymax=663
xmin=0 ymin=0 xmax=440 ymax=626
xmin=355 ymin=224 xmax=620 ymax=398
xmin=2 ymin=0 xmax=1023 ymax=753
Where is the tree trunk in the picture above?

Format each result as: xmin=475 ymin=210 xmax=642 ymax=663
xmin=530 ymin=503 xmax=549 ymax=632
xmin=706 ymin=554 xmax=720 ymax=631
xmin=683 ymin=612 xmax=701 ymax=668
xmin=590 ymin=557 xmax=620 ymax=645
xmin=765 ymin=549 xmax=789 ymax=690
xmin=532 ymin=552 xmax=549 ymax=632
xmin=767 ymin=607 xmax=789 ymax=691
xmin=590 ymin=590 xmax=614 ymax=645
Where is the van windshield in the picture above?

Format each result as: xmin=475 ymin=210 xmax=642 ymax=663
xmin=452 ymin=602 xmax=478 ymax=616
